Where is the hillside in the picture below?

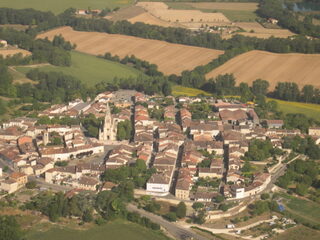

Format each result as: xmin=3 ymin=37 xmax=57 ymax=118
xmin=37 ymin=26 xmax=224 ymax=75
xmin=206 ymin=50 xmax=320 ymax=89
xmin=15 ymin=51 xmax=143 ymax=87
xmin=0 ymin=0 xmax=133 ymax=14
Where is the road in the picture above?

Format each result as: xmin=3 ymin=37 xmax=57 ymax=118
xmin=127 ymin=204 xmax=209 ymax=240
xmin=28 ymin=176 xmax=72 ymax=192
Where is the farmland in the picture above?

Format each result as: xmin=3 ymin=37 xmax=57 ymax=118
xmin=172 ymin=85 xmax=211 ymax=97
xmin=0 ymin=0 xmax=134 ymax=14
xmin=270 ymin=225 xmax=320 ymax=240
xmin=233 ymin=22 xmax=294 ymax=39
xmin=26 ymin=220 xmax=170 ymax=240
xmin=14 ymin=51 xmax=142 ymax=87
xmin=206 ymin=50 xmax=320 ymax=90
xmin=0 ymin=48 xmax=31 ymax=58
xmin=167 ymin=2 xmax=259 ymax=22
xmin=267 ymin=98 xmax=320 ymax=120
xmin=37 ymin=26 xmax=224 ymax=75
xmin=280 ymin=193 xmax=320 ymax=226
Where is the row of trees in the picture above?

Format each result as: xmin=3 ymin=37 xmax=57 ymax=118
xmin=272 ymin=82 xmax=320 ymax=104
xmin=101 ymin=53 xmax=163 ymax=77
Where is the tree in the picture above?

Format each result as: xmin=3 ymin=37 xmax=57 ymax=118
xmin=192 ymin=202 xmax=204 ymax=210
xmin=82 ymin=209 xmax=93 ymax=222
xmin=252 ymin=79 xmax=269 ymax=96
xmin=261 ymin=193 xmax=270 ymax=200
xmin=295 ymin=183 xmax=308 ymax=196
xmin=241 ymin=161 xmax=252 ymax=173
xmin=26 ymin=181 xmax=37 ymax=189
xmin=0 ymin=216 xmax=23 ymax=240
xmin=176 ymin=202 xmax=187 ymax=219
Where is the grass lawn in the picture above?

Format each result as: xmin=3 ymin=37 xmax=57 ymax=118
xmin=280 ymin=193 xmax=320 ymax=226
xmin=270 ymin=225 xmax=320 ymax=240
xmin=25 ymin=220 xmax=170 ymax=240
xmin=15 ymin=51 xmax=143 ymax=87
xmin=172 ymin=85 xmax=211 ymax=97
xmin=267 ymin=98 xmax=320 ymax=120
xmin=0 ymin=0 xmax=134 ymax=14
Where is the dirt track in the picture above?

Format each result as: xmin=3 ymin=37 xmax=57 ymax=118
xmin=37 ymin=26 xmax=224 ymax=75
xmin=206 ymin=50 xmax=320 ymax=89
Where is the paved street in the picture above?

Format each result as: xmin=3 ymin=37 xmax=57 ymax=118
xmin=127 ymin=204 xmax=209 ymax=240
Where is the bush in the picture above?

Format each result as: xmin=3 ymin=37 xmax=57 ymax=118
xmin=164 ymin=212 xmax=177 ymax=222
xmin=176 ymin=202 xmax=187 ymax=219
xmin=261 ymin=193 xmax=270 ymax=200
xmin=25 ymin=181 xmax=37 ymax=189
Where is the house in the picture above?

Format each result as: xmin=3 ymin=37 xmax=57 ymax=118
xmin=193 ymin=191 xmax=217 ymax=202
xmin=198 ymin=168 xmax=223 ymax=179
xmin=175 ymin=168 xmax=192 ymax=200
xmin=0 ymin=179 xmax=18 ymax=194
xmin=10 ymin=172 xmax=28 ymax=187
xmin=146 ymin=166 xmax=174 ymax=195
xmin=0 ymin=40 xmax=8 ymax=48
xmin=309 ymin=127 xmax=320 ymax=136
xmin=268 ymin=18 xmax=278 ymax=24
xmin=74 ymin=177 xmax=99 ymax=191
xmin=265 ymin=120 xmax=284 ymax=129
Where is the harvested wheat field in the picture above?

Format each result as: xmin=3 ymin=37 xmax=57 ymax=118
xmin=185 ymin=2 xmax=258 ymax=11
xmin=137 ymin=2 xmax=230 ymax=24
xmin=128 ymin=12 xmax=182 ymax=27
xmin=234 ymin=22 xmax=295 ymax=39
xmin=0 ymin=48 xmax=31 ymax=58
xmin=37 ymin=26 xmax=224 ymax=75
xmin=206 ymin=50 xmax=320 ymax=89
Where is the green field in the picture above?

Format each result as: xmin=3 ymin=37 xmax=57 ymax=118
xmin=172 ymin=85 xmax=211 ymax=97
xmin=0 ymin=0 xmax=133 ymax=14
xmin=268 ymin=98 xmax=320 ymax=120
xmin=270 ymin=225 xmax=320 ymax=240
xmin=215 ymin=10 xmax=257 ymax=22
xmin=26 ymin=220 xmax=170 ymax=240
xmin=280 ymin=193 xmax=320 ymax=226
xmin=166 ymin=2 xmax=258 ymax=22
xmin=15 ymin=51 xmax=143 ymax=87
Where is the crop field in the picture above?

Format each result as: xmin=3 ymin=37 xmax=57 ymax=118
xmin=172 ymin=85 xmax=211 ymax=97
xmin=267 ymin=98 xmax=320 ymax=120
xmin=270 ymin=225 xmax=320 ymax=240
xmin=206 ymin=50 xmax=320 ymax=90
xmin=136 ymin=2 xmax=230 ymax=24
xmin=0 ymin=48 xmax=31 ymax=58
xmin=280 ymin=193 xmax=320 ymax=226
xmin=234 ymin=22 xmax=295 ymax=38
xmin=0 ymin=0 xmax=134 ymax=14
xmin=167 ymin=2 xmax=258 ymax=22
xmin=26 ymin=220 xmax=170 ymax=240
xmin=106 ymin=5 xmax=183 ymax=28
xmin=15 ymin=51 xmax=142 ymax=87
xmin=37 ymin=26 xmax=224 ymax=75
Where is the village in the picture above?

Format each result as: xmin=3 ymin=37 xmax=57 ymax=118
xmin=0 ymin=89 xmax=319 ymax=226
